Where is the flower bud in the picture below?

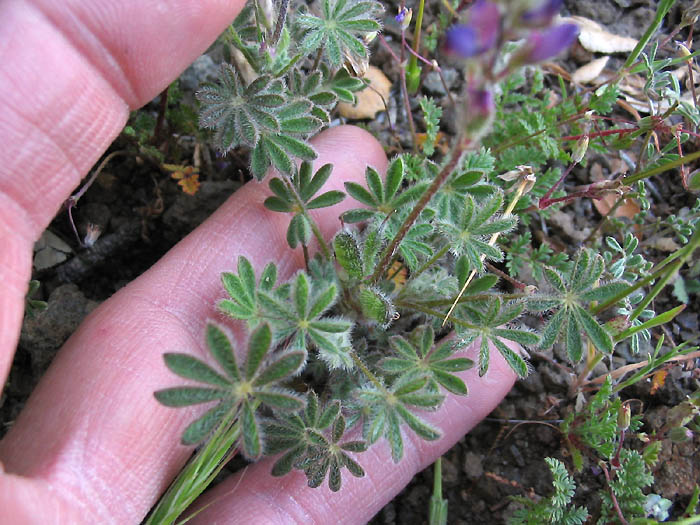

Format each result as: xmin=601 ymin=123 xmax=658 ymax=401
xmin=617 ymin=404 xmax=631 ymax=432
xmin=511 ymin=23 xmax=579 ymax=65
xmin=521 ymin=0 xmax=564 ymax=28
xmin=395 ymin=7 xmax=412 ymax=31
xmin=463 ymin=88 xmax=495 ymax=138
xmin=444 ymin=0 xmax=500 ymax=58
xmin=572 ymin=134 xmax=589 ymax=164
xmin=669 ymin=426 xmax=693 ymax=443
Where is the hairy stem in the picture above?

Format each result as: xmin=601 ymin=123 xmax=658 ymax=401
xmin=369 ymin=138 xmax=469 ymax=283
xmin=269 ymin=0 xmax=289 ymax=47
xmin=281 ymin=178 xmax=333 ymax=260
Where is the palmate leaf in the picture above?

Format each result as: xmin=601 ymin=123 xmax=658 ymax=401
xmin=218 ymin=256 xmax=278 ymax=329
xmin=264 ymin=161 xmax=345 ymax=249
xmin=197 ymin=65 xmax=323 ymax=180
xmin=527 ymin=249 xmax=619 ymax=361
xmin=342 ymin=157 xmax=428 ymax=224
xmin=379 ymin=326 xmax=473 ymax=395
xmin=437 ymin=191 xmax=517 ymax=273
xmin=154 ymin=322 xmax=306 ymax=451
xmin=264 ymin=393 xmax=367 ymax=491
xmin=256 ymin=270 xmax=354 ymax=368
xmin=455 ymin=297 xmax=537 ymax=378
xmin=430 ymin=149 xmax=497 ymax=217
xmin=356 ymin=373 xmax=444 ymax=463
xmin=296 ymin=0 xmax=383 ymax=69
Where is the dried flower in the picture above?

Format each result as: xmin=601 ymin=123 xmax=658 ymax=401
xmin=84 ymin=223 xmax=102 ymax=248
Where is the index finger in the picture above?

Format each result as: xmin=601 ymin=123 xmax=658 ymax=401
xmin=0 ymin=0 xmax=245 ymax=382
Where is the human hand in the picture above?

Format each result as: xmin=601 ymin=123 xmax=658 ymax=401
xmin=0 ymin=1 xmax=516 ymax=522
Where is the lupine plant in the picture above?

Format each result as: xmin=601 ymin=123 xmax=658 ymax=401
xmin=147 ymin=0 xmax=700 ymax=523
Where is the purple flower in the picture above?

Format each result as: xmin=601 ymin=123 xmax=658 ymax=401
xmin=470 ymin=88 xmax=495 ymax=117
xmin=520 ymin=23 xmax=579 ymax=63
xmin=521 ymin=0 xmax=564 ymax=28
xmin=444 ymin=0 xmax=500 ymax=58
xmin=469 ymin=0 xmax=500 ymax=51
xmin=445 ymin=24 xmax=480 ymax=57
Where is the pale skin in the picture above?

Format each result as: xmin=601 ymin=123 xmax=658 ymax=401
xmin=0 ymin=1 xmax=517 ymax=523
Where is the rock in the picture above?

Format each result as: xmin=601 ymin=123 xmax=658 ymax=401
xmin=423 ymin=68 xmax=459 ymax=97
xmin=338 ymin=66 xmax=392 ymax=120
xmin=540 ymin=365 xmax=570 ymax=391
xmin=463 ymin=451 xmax=484 ymax=480
xmin=162 ymin=180 xmax=238 ymax=233
xmin=179 ymin=54 xmax=219 ymax=93
xmin=19 ymin=284 xmax=98 ymax=372
xmin=441 ymin=454 xmax=460 ymax=486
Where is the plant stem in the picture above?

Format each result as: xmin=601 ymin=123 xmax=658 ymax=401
xmin=622 ymin=147 xmax=700 ymax=185
xmin=429 ymin=457 xmax=448 ymax=525
xmin=400 ymin=29 xmax=419 ymax=150
xmin=281 ymin=178 xmax=333 ymax=259
xmin=591 ymin=226 xmax=700 ymax=315
xmin=395 ymin=299 xmax=478 ymax=330
xmin=406 ymin=0 xmax=426 ymax=94
xmin=270 ymin=0 xmax=289 ymax=47
xmin=66 ymin=150 xmax=127 ymax=246
xmin=350 ymin=351 xmax=386 ymax=392
xmin=600 ymin=461 xmax=629 ymax=525
xmin=145 ymin=407 xmax=242 ymax=525
xmin=370 ymin=138 xmax=469 ymax=284
xmin=443 ymin=176 xmax=530 ymax=325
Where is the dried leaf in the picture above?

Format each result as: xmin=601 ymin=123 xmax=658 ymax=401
xmin=650 ymin=369 xmax=667 ymax=395
xmin=167 ymin=165 xmax=201 ymax=195
xmin=337 ymin=66 xmax=391 ymax=120
xmin=572 ymin=56 xmax=609 ymax=84
xmin=562 ymin=16 xmax=638 ymax=54
xmin=649 ymin=237 xmax=681 ymax=252
xmin=33 ymin=230 xmax=73 ymax=270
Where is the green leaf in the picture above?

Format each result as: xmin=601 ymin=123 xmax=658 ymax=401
xmin=396 ymin=404 xmax=441 ymax=440
xmin=154 ymin=387 xmax=227 ymax=407
xmin=308 ymin=283 xmax=338 ymax=319
xmin=566 ymin=312 xmax=583 ymax=362
xmin=493 ymin=338 xmax=529 ymax=378
xmin=271 ymin=445 xmax=306 ymax=476
xmin=303 ymin=163 xmax=334 ymax=201
xmin=255 ymin=389 xmax=306 ymax=411
xmin=181 ymin=399 xmax=234 ymax=445
xmin=344 ymin=181 xmax=377 ymax=207
xmin=163 ymin=353 xmax=231 ymax=387
xmin=245 ymin=323 xmax=272 ymax=380
xmin=271 ymin=134 xmax=317 ymax=161
xmin=341 ymin=208 xmax=375 ymax=223
xmin=478 ymin=337 xmax=490 ymax=376
xmin=264 ymin=196 xmax=293 ymax=212
xmin=384 ymin=157 xmax=404 ymax=200
xmin=580 ymin=281 xmax=629 ymax=303
xmin=540 ymin=308 xmax=566 ymax=349
xmin=241 ymin=400 xmax=262 ymax=458
xmin=574 ymin=305 xmax=614 ymax=354
xmin=253 ymin=351 xmax=307 ymax=386
xmin=359 ymin=286 xmax=392 ymax=325
xmin=205 ymin=323 xmax=240 ymax=381
xmin=307 ymin=190 xmax=346 ymax=209
xmin=287 ymin=213 xmax=312 ymax=248
xmin=264 ymin=136 xmax=294 ymax=174
xmin=433 ymin=370 xmax=468 ymax=395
